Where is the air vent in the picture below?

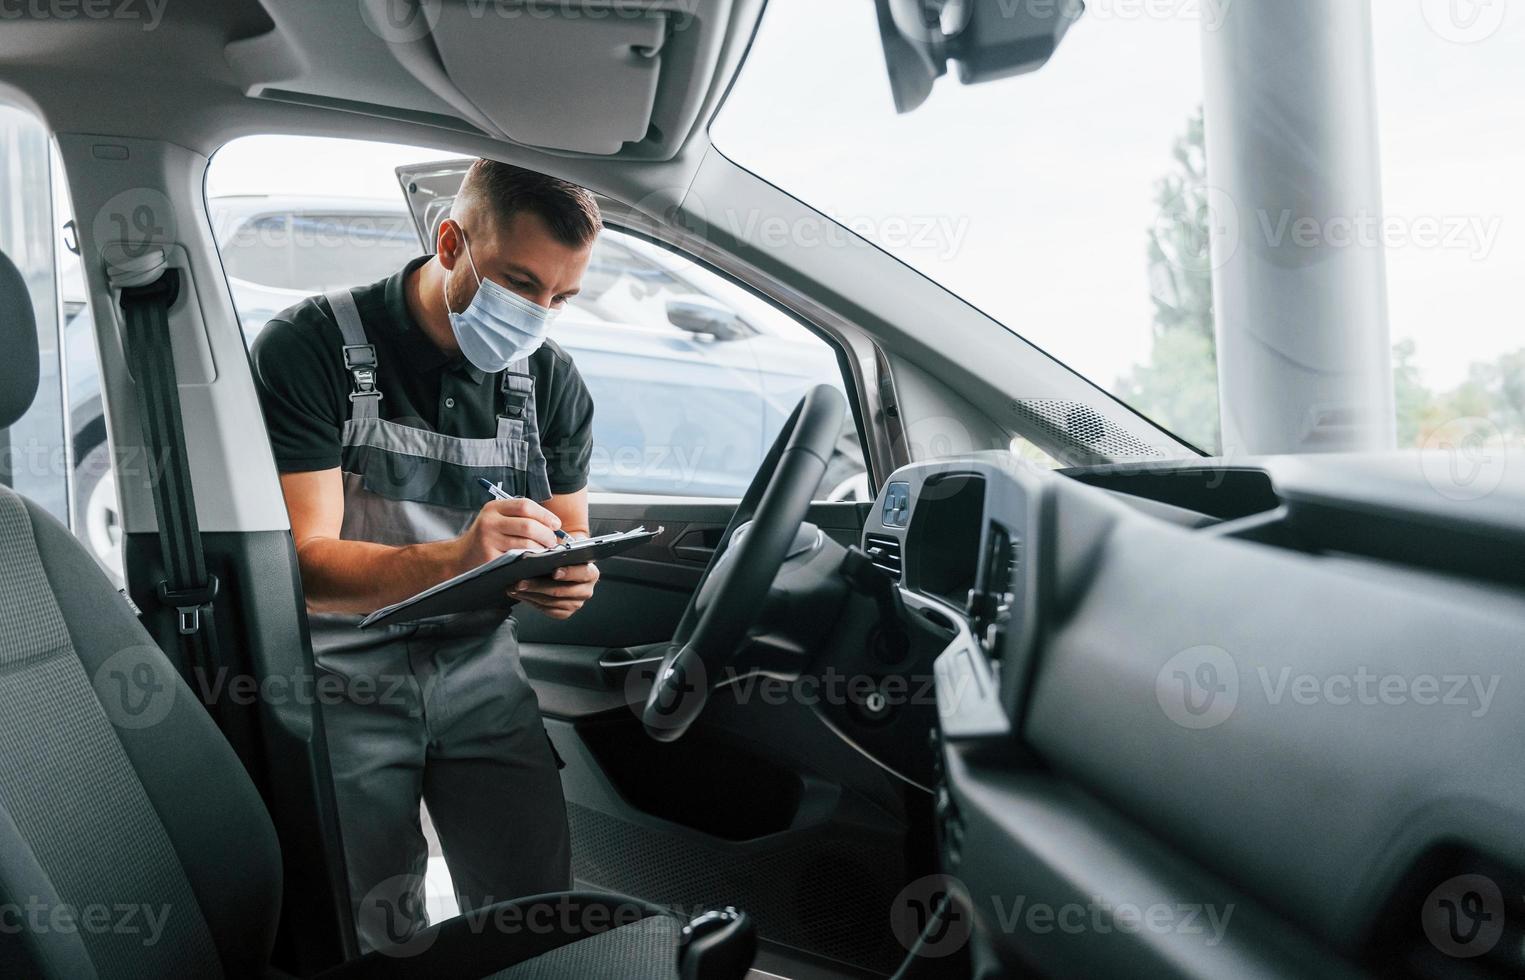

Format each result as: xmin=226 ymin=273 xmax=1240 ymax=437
xmin=864 ymin=534 xmax=904 ymax=579
xmin=1013 ymin=398 xmax=1165 ymax=461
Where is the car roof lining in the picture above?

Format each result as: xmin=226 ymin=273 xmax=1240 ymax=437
xmin=0 ymin=0 xmax=763 ymax=188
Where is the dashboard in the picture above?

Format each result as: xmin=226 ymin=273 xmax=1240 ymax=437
xmin=857 ymin=449 xmax=1525 ymax=978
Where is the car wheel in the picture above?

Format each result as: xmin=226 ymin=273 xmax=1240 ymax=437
xmin=73 ymin=438 xmax=125 ymax=588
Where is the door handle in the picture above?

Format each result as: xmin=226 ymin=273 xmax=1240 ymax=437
xmin=671 ymin=526 xmax=724 ymax=563
xmin=599 ymin=643 xmax=670 ymax=687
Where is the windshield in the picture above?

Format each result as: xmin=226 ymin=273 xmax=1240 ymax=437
xmin=713 ymin=1 xmax=1525 ymax=455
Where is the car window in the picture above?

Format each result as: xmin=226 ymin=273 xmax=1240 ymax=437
xmin=207 ymin=135 xmax=869 ymax=501
xmin=567 ymin=226 xmax=865 ymax=500
xmin=571 ymin=236 xmax=749 ymax=337
xmin=0 ymin=103 xmax=66 ymax=522
xmin=1 ymin=104 xmax=120 ymax=583
xmin=219 ymin=210 xmax=419 ymax=294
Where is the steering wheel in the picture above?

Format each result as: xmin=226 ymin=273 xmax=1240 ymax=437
xmin=642 ymin=385 xmax=846 ymax=741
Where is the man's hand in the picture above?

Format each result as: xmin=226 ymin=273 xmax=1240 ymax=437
xmin=510 ymin=562 xmax=600 ymax=620
xmin=280 ymin=470 xmax=595 ymax=616
xmin=450 ymin=497 xmax=563 ymax=573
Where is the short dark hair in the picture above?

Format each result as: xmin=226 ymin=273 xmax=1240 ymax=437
xmin=457 ymin=159 xmax=602 ymax=247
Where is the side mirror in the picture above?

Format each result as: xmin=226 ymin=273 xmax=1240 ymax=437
xmin=666 ymin=297 xmax=747 ymax=342
xmin=875 ymin=0 xmax=1084 ymax=113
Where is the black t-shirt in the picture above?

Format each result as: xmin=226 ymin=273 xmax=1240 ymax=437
xmin=250 ymin=256 xmax=594 ymax=494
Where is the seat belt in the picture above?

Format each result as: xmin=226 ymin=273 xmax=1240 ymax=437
xmin=115 ymin=261 xmax=221 ymax=689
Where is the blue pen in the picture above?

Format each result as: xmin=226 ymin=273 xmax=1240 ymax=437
xmin=478 ymin=478 xmax=569 ymax=541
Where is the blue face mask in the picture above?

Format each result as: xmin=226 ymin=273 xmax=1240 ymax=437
xmin=443 ymin=224 xmax=560 ymax=373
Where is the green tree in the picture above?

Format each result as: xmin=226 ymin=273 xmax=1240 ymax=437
xmin=1394 ymin=337 xmax=1525 ymax=449
xmin=1116 ymin=106 xmax=1221 ymax=451
xmin=1392 ymin=338 xmax=1433 ymax=447
xmin=1465 ymin=349 xmax=1525 ymax=436
xmin=1122 ymin=107 xmax=1525 ymax=455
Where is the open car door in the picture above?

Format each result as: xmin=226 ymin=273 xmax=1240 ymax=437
xmin=394 ymin=162 xmax=923 ymax=978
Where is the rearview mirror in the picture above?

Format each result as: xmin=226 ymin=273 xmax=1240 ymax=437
xmin=666 ymin=298 xmax=747 ymax=341
xmin=875 ymin=0 xmax=1084 ymax=113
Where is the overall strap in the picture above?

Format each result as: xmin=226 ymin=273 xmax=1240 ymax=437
xmin=325 ymin=288 xmax=381 ymax=422
xmin=499 ymin=356 xmax=553 ymax=501
xmin=499 ymin=356 xmax=533 ymax=420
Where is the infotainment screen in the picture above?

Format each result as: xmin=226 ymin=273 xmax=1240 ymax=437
xmin=904 ymin=472 xmax=986 ymax=604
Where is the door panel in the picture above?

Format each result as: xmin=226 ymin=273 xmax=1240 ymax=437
xmin=514 ymin=499 xmax=870 ymax=648
xmin=512 ymin=498 xmax=728 ymax=649
xmin=519 ymin=495 xmax=916 ymax=976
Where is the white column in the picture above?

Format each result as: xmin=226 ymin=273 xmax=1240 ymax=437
xmin=1201 ymin=0 xmax=1395 ymax=454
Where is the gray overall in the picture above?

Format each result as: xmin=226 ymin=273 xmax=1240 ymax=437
xmin=308 ymin=288 xmax=569 ymax=953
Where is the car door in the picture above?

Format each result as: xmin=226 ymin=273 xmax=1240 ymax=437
xmin=509 ymin=247 xmax=913 ymax=980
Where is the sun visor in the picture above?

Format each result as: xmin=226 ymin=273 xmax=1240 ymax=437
xmin=430 ymin=5 xmax=668 ymax=155
xmin=229 ymin=0 xmax=748 ymax=159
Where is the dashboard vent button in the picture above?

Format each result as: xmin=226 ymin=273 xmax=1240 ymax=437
xmin=863 ymin=534 xmax=904 ymax=578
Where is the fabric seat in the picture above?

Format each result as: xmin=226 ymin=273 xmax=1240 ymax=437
xmin=0 ymin=248 xmax=683 ymax=979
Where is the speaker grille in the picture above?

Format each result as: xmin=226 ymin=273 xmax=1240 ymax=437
xmin=1013 ymin=398 xmax=1164 ymax=461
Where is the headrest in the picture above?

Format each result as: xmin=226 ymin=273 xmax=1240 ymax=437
xmin=0 ymin=249 xmax=39 ymax=430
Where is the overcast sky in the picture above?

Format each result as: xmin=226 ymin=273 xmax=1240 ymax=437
xmin=208 ymin=0 xmax=1525 ymax=395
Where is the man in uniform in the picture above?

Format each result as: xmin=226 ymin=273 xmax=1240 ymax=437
xmin=251 ymin=160 xmax=601 ymax=950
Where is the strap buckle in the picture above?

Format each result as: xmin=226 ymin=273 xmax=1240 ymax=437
xmin=157 ymin=575 xmax=219 ymax=635
xmin=500 ymin=369 xmax=531 ymax=419
xmin=343 ymin=344 xmax=382 ymax=404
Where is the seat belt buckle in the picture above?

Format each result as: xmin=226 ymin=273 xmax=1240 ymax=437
xmin=157 ymin=575 xmax=219 ymax=635
xmin=343 ymin=344 xmax=383 ymax=404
